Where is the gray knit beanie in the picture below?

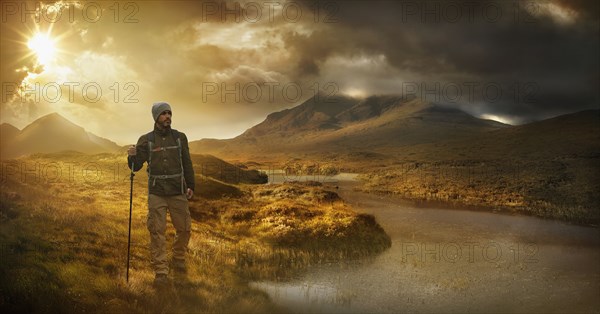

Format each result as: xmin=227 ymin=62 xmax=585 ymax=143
xmin=151 ymin=102 xmax=172 ymax=121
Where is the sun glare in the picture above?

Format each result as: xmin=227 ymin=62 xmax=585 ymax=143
xmin=480 ymin=114 xmax=514 ymax=125
xmin=28 ymin=32 xmax=57 ymax=66
xmin=344 ymin=88 xmax=367 ymax=98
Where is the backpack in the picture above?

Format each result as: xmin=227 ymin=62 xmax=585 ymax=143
xmin=146 ymin=129 xmax=185 ymax=194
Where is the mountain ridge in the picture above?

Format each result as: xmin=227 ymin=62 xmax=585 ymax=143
xmin=2 ymin=102 xmax=597 ymax=163
xmin=189 ymin=95 xmax=511 ymax=157
xmin=1 ymin=113 xmax=121 ymax=159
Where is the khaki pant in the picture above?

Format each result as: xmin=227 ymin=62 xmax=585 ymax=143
xmin=147 ymin=194 xmax=191 ymax=275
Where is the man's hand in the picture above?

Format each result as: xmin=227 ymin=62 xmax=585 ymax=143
xmin=186 ymin=188 xmax=194 ymax=200
xmin=128 ymin=145 xmax=136 ymax=156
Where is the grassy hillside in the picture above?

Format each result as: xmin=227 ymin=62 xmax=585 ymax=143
xmin=0 ymin=152 xmax=390 ymax=313
xmin=191 ymin=154 xmax=268 ymax=185
xmin=357 ymin=110 xmax=600 ymax=224
xmin=189 ymin=96 xmax=508 ymax=159
xmin=217 ymin=110 xmax=600 ymax=225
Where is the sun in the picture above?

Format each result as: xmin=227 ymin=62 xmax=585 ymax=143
xmin=28 ymin=32 xmax=57 ymax=66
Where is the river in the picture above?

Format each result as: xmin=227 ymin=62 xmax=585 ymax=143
xmin=250 ymin=175 xmax=600 ymax=313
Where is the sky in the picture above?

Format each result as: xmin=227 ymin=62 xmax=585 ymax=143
xmin=1 ymin=0 xmax=598 ymax=145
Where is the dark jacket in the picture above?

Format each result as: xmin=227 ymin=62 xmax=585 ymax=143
xmin=127 ymin=125 xmax=195 ymax=196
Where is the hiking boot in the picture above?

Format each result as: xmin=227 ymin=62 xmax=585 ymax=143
xmin=172 ymin=259 xmax=187 ymax=274
xmin=153 ymin=273 xmax=169 ymax=287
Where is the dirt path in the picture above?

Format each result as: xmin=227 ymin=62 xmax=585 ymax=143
xmin=252 ymin=180 xmax=600 ymax=313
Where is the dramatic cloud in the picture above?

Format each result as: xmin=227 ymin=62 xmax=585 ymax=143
xmin=292 ymin=0 xmax=599 ymax=123
xmin=1 ymin=0 xmax=598 ymax=144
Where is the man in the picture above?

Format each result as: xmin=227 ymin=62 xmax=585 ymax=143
xmin=127 ymin=102 xmax=195 ymax=286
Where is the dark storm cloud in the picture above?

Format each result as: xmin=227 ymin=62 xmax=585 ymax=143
xmin=555 ymin=0 xmax=600 ymax=20
xmin=2 ymin=0 xmax=597 ymax=142
xmin=293 ymin=0 xmax=599 ymax=122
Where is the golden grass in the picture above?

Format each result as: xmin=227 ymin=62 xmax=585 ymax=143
xmin=0 ymin=152 xmax=390 ymax=313
xmin=358 ymin=158 xmax=600 ymax=225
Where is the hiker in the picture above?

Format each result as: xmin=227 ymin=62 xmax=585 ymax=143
xmin=127 ymin=102 xmax=195 ymax=286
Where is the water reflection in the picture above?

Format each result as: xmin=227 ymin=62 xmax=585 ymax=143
xmin=250 ymin=179 xmax=600 ymax=313
xmin=250 ymin=280 xmax=355 ymax=314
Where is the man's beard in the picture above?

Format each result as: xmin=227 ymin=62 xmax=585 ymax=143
xmin=156 ymin=119 xmax=171 ymax=129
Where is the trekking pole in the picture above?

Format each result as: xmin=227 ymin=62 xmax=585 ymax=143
xmin=127 ymin=159 xmax=135 ymax=282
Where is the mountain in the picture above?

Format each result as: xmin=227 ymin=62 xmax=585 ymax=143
xmin=434 ymin=109 xmax=600 ymax=160
xmin=1 ymin=123 xmax=21 ymax=159
xmin=1 ymin=123 xmax=20 ymax=143
xmin=0 ymin=113 xmax=121 ymax=159
xmin=310 ymin=96 xmax=506 ymax=149
xmin=241 ymin=95 xmax=359 ymax=137
xmin=189 ymin=95 xmax=509 ymax=159
xmin=1 ymin=123 xmax=20 ymax=137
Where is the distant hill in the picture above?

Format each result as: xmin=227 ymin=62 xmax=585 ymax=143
xmin=241 ymin=95 xmax=359 ymax=137
xmin=189 ymin=95 xmax=509 ymax=160
xmin=435 ymin=109 xmax=600 ymax=160
xmin=191 ymin=154 xmax=268 ymax=184
xmin=0 ymin=123 xmax=21 ymax=156
xmin=0 ymin=113 xmax=121 ymax=159
xmin=356 ymin=108 xmax=600 ymax=224
xmin=387 ymin=108 xmax=600 ymax=163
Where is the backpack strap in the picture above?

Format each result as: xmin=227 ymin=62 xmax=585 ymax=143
xmin=170 ymin=129 xmax=184 ymax=194
xmin=146 ymin=131 xmax=154 ymax=175
xmin=176 ymin=136 xmax=184 ymax=194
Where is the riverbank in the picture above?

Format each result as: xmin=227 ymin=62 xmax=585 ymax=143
xmin=241 ymin=153 xmax=599 ymax=226
xmin=253 ymin=180 xmax=600 ymax=313
xmin=355 ymin=158 xmax=599 ymax=226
